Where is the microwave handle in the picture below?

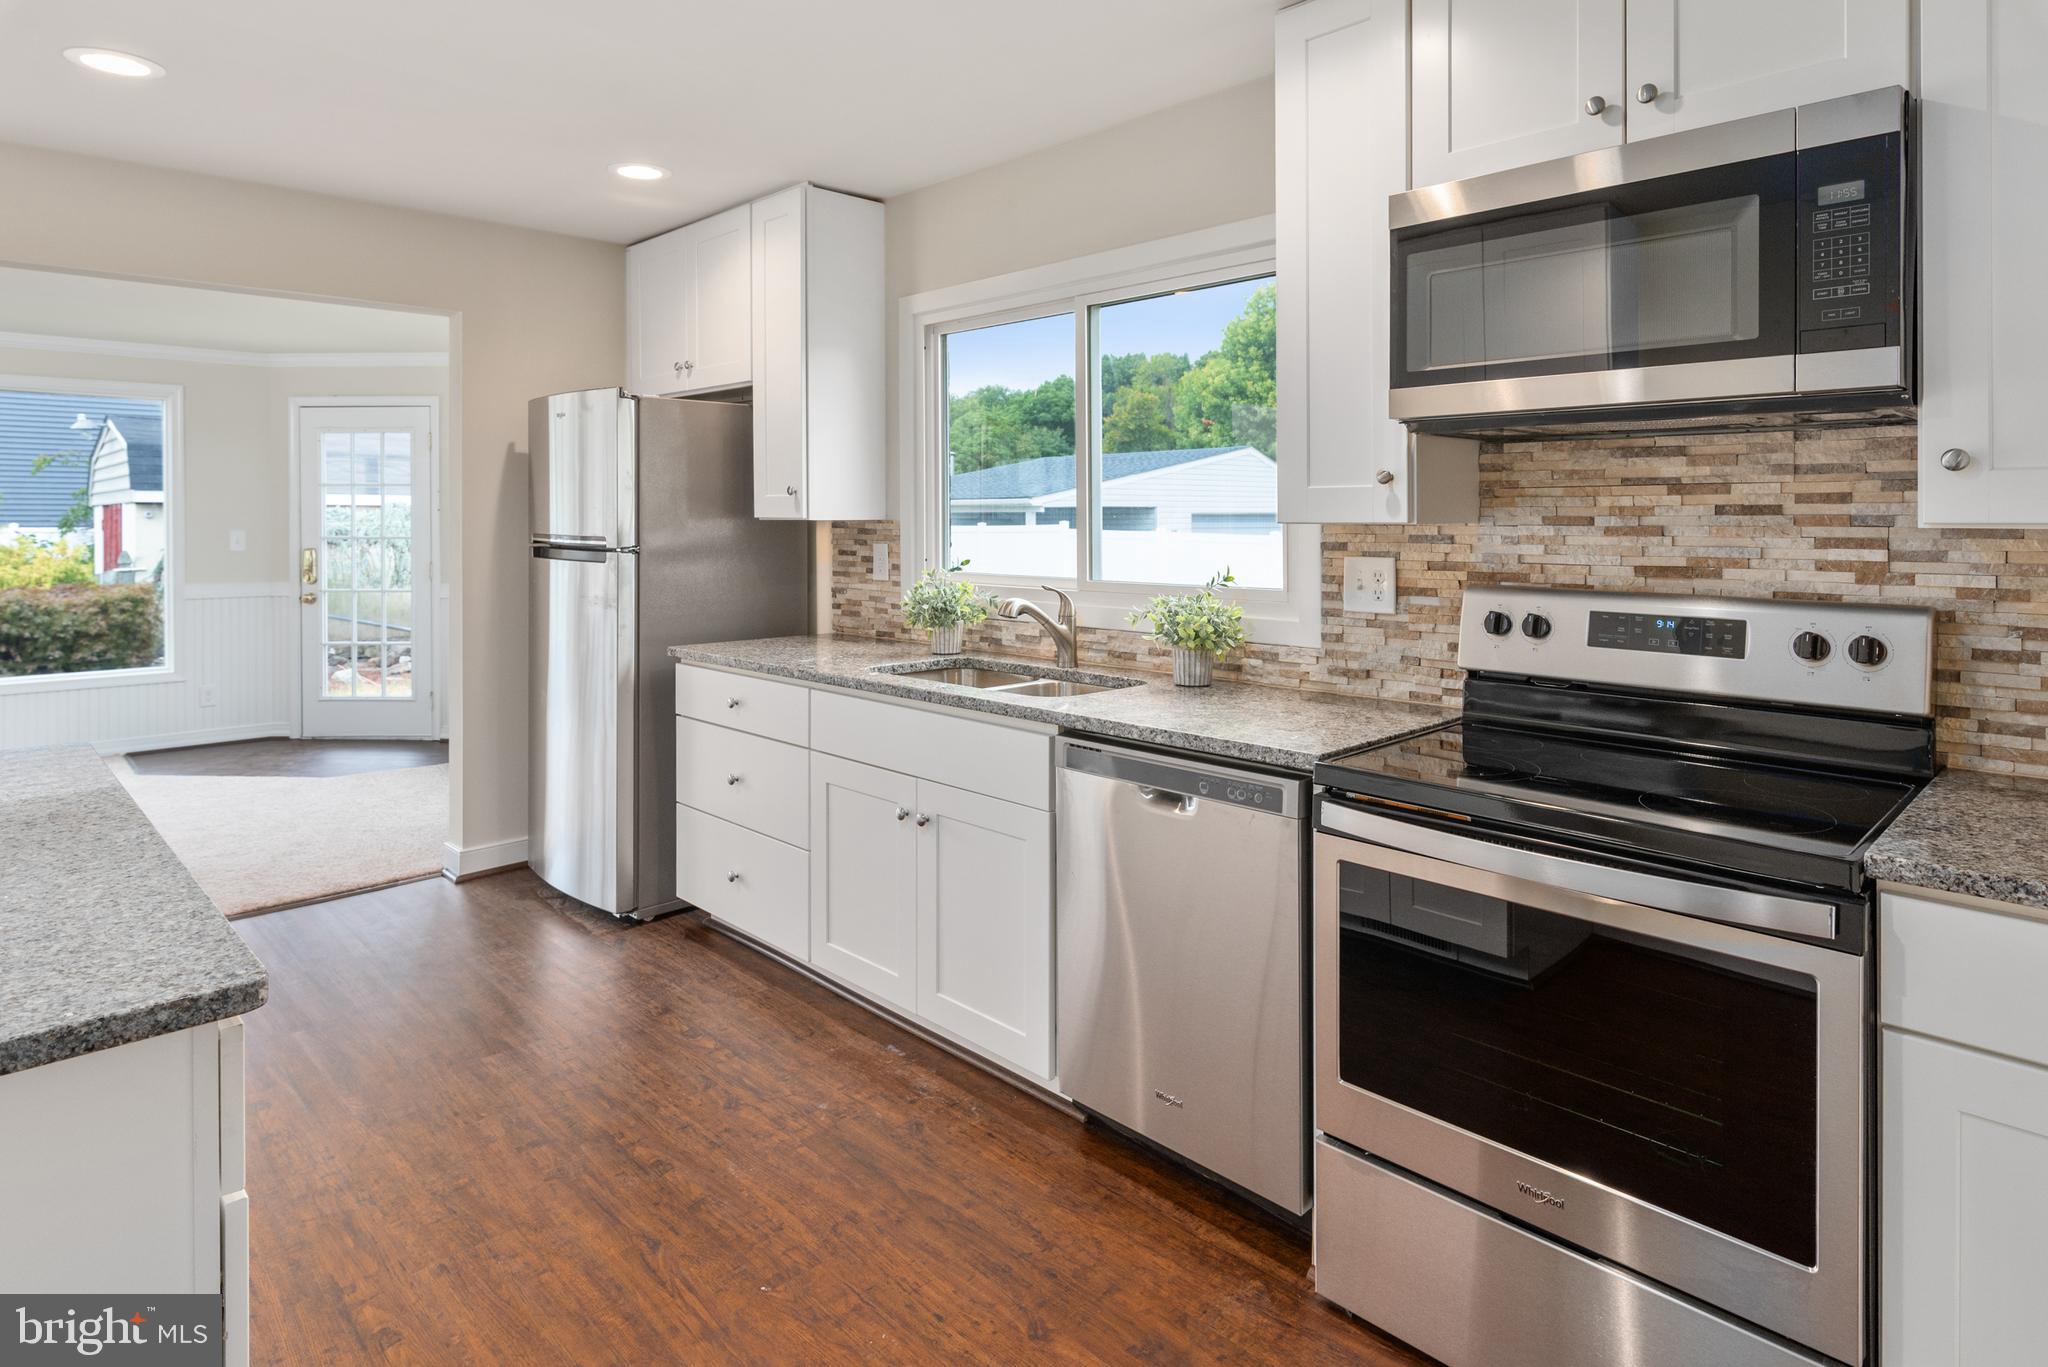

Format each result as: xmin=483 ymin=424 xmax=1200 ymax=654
xmin=1318 ymin=803 xmax=1836 ymax=942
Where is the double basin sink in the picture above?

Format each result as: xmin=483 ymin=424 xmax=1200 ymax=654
xmin=877 ymin=659 xmax=1137 ymax=699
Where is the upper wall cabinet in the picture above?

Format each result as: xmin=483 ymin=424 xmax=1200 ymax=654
xmin=1411 ymin=0 xmax=1624 ymax=188
xmin=1276 ymin=0 xmax=1480 ymax=525
xmin=1411 ymin=0 xmax=1908 ymax=187
xmin=750 ymin=184 xmax=887 ymax=522
xmin=1626 ymin=0 xmax=1908 ymax=141
xmin=1916 ymin=0 xmax=2048 ymax=526
xmin=626 ymin=204 xmax=753 ymax=398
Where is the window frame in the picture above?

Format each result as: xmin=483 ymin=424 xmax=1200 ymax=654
xmin=899 ymin=217 xmax=1319 ymax=648
xmin=0 ymin=374 xmax=184 ymax=694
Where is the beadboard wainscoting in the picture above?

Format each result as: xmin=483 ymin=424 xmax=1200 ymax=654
xmin=0 ymin=583 xmax=295 ymax=753
xmin=834 ymin=426 xmax=2048 ymax=779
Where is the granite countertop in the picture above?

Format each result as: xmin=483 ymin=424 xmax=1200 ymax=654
xmin=670 ymin=635 xmax=1451 ymax=772
xmin=1866 ymin=769 xmax=2048 ymax=914
xmin=0 ymin=745 xmax=267 ymax=1077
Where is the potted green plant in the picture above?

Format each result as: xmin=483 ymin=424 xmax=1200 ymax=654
xmin=1127 ymin=569 xmax=1247 ymax=687
xmin=901 ymin=560 xmax=989 ymax=656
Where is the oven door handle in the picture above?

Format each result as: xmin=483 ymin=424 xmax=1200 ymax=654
xmin=1319 ymin=803 xmax=1837 ymax=941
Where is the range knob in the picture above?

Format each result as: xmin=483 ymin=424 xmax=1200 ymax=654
xmin=1521 ymin=613 xmax=1552 ymax=640
xmin=1791 ymin=631 xmax=1832 ymax=664
xmin=1482 ymin=610 xmax=1515 ymax=637
xmin=1847 ymin=635 xmax=1888 ymax=668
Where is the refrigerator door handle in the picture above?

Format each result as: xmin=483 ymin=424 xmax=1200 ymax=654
xmin=532 ymin=544 xmax=610 ymax=563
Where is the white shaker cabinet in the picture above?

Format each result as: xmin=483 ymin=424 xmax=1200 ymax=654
xmin=1625 ymin=0 xmax=1907 ymax=141
xmin=751 ymin=183 xmax=887 ymax=521
xmin=1275 ymin=0 xmax=1480 ymax=526
xmin=1915 ymin=0 xmax=2048 ymax=526
xmin=625 ymin=204 xmax=753 ymax=398
xmin=808 ymin=753 xmax=920 ymax=1012
xmin=1881 ymin=887 xmax=2048 ymax=1360
xmin=1410 ymin=0 xmax=1624 ymax=188
xmin=915 ymin=779 xmax=1053 ymax=1079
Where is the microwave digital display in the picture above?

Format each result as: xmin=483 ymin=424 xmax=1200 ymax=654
xmin=1817 ymin=180 xmax=1867 ymax=206
xmin=1588 ymin=611 xmax=1748 ymax=659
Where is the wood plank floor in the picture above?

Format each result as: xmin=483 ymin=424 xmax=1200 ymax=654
xmin=126 ymin=737 xmax=447 ymax=778
xmin=234 ymin=871 xmax=1434 ymax=1365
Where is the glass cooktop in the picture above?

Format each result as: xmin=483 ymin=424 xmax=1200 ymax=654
xmin=1315 ymin=721 xmax=1921 ymax=890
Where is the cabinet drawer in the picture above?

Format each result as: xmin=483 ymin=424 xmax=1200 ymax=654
xmin=675 ymin=663 xmax=808 ymax=745
xmin=676 ymin=718 xmax=808 ymax=848
xmin=677 ymin=805 xmax=809 ymax=961
xmin=1882 ymin=889 xmax=2048 ymax=1066
xmin=811 ymin=690 xmax=1051 ymax=810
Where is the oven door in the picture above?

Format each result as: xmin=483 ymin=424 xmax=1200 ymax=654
xmin=1313 ymin=805 xmax=1865 ymax=1365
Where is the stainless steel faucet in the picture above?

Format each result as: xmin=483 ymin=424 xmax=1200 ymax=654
xmin=995 ymin=585 xmax=1079 ymax=666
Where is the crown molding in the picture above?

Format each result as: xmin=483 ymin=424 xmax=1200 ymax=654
xmin=0 ymin=329 xmax=447 ymax=369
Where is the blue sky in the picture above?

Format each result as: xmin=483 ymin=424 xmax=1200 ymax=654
xmin=945 ymin=275 xmax=1271 ymax=395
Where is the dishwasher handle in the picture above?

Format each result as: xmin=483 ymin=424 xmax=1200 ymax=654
xmin=1057 ymin=737 xmax=1303 ymax=819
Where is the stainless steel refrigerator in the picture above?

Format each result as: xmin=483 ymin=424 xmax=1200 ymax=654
xmin=529 ymin=388 xmax=808 ymax=919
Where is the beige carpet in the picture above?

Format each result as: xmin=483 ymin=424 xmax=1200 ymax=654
xmin=113 ymin=760 xmax=447 ymax=917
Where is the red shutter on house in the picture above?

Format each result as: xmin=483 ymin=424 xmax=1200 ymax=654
xmin=101 ymin=505 xmax=122 ymax=571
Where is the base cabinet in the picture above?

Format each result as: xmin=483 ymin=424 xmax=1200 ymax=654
xmin=1883 ymin=1031 xmax=2048 ymax=1364
xmin=809 ymin=754 xmax=921 ymax=1012
xmin=915 ymin=780 xmax=1053 ymax=1079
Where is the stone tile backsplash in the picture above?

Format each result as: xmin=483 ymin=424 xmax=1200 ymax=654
xmin=831 ymin=426 xmax=2048 ymax=778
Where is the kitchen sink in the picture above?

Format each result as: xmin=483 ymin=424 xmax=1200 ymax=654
xmin=878 ymin=659 xmax=1136 ymax=698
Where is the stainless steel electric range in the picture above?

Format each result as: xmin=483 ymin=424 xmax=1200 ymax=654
xmin=1310 ymin=587 xmax=1937 ymax=1367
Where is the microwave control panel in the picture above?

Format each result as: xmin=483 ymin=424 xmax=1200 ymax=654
xmin=1796 ymin=133 xmax=1902 ymax=355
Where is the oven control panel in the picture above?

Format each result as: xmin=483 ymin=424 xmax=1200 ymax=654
xmin=1795 ymin=127 xmax=1904 ymax=357
xmin=1460 ymin=587 xmax=1934 ymax=716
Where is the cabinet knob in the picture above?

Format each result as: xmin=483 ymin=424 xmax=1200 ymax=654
xmin=915 ymin=813 xmax=931 ymax=828
xmin=1584 ymin=95 xmax=1608 ymax=116
xmin=1940 ymin=447 xmax=1971 ymax=472
xmin=673 ymin=361 xmax=684 ymax=375
xmin=725 ymin=696 xmax=741 ymax=709
xmin=725 ymin=772 xmax=741 ymax=786
xmin=725 ymin=870 xmax=741 ymax=883
xmin=1636 ymin=82 xmax=1660 ymax=104
xmin=684 ymin=359 xmax=695 ymax=372
xmin=1374 ymin=469 xmax=1396 ymax=485
xmin=895 ymin=806 xmax=911 ymax=822
xmin=785 ymin=484 xmax=798 ymax=497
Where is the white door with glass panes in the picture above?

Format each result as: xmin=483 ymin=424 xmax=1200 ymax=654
xmin=296 ymin=405 xmax=435 ymax=738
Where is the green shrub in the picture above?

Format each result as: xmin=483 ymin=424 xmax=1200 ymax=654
xmin=0 ymin=584 xmax=163 ymax=676
xmin=0 ymin=534 xmax=94 ymax=589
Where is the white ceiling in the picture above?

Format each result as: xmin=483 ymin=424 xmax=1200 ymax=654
xmin=0 ymin=0 xmax=1280 ymax=244
xmin=0 ymin=267 xmax=449 ymax=355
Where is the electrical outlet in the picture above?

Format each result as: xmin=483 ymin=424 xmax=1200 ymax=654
xmin=197 ymin=684 xmax=219 ymax=708
xmin=872 ymin=541 xmax=891 ymax=581
xmin=1342 ymin=556 xmax=1397 ymax=614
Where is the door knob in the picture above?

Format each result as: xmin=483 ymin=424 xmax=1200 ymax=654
xmin=1584 ymin=95 xmax=1608 ymax=116
xmin=1636 ymin=82 xmax=1660 ymax=104
xmin=1374 ymin=469 xmax=1395 ymax=485
xmin=1940 ymin=447 xmax=1971 ymax=471
xmin=915 ymin=813 xmax=931 ymax=827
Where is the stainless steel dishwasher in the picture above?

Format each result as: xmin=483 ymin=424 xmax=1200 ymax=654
xmin=1056 ymin=736 xmax=1309 ymax=1215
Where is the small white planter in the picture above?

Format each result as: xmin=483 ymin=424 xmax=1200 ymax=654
xmin=1172 ymin=647 xmax=1214 ymax=688
xmin=929 ymin=624 xmax=964 ymax=656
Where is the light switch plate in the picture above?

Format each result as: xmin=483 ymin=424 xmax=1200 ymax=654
xmin=872 ymin=541 xmax=890 ymax=581
xmin=1342 ymin=556 xmax=1396 ymax=614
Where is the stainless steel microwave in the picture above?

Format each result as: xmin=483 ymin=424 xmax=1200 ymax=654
xmin=1388 ymin=87 xmax=1910 ymax=434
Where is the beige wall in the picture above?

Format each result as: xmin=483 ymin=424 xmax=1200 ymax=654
xmin=0 ymin=141 xmax=623 ymax=855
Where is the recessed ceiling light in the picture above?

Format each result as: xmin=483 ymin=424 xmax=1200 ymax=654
xmin=63 ymin=47 xmax=165 ymax=79
xmin=611 ymin=163 xmax=668 ymax=182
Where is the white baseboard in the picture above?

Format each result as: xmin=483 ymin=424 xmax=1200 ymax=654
xmin=441 ymin=837 xmax=529 ymax=881
xmin=93 ymin=722 xmax=291 ymax=757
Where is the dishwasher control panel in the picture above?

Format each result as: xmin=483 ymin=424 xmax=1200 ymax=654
xmin=1058 ymin=739 xmax=1302 ymax=817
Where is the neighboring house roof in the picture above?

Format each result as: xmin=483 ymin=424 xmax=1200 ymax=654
xmin=948 ymin=447 xmax=1240 ymax=503
xmin=93 ymin=413 xmax=166 ymax=496
xmin=0 ymin=390 xmax=162 ymax=526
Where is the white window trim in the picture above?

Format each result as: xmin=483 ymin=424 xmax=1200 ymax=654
xmin=0 ymin=374 xmax=184 ymax=693
xmin=897 ymin=215 xmax=1320 ymax=649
